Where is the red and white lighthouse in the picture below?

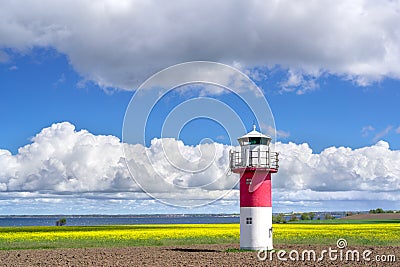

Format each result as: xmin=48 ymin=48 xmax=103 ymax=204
xmin=230 ymin=125 xmax=279 ymax=250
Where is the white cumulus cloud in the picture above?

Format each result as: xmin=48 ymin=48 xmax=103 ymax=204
xmin=274 ymin=141 xmax=400 ymax=198
xmin=0 ymin=122 xmax=133 ymax=193
xmin=0 ymin=122 xmax=400 ymax=211
xmin=0 ymin=0 xmax=399 ymax=91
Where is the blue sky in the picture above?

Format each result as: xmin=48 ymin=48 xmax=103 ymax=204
xmin=0 ymin=1 xmax=400 ymax=214
xmin=0 ymin=50 xmax=131 ymax=154
xmin=2 ymin=51 xmax=399 ymax=154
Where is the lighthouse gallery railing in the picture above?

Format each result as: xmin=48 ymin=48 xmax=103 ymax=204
xmin=229 ymin=150 xmax=279 ymax=170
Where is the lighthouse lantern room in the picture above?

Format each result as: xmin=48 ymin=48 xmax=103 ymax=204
xmin=230 ymin=125 xmax=279 ymax=250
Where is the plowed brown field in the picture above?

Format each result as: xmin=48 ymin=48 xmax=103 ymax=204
xmin=0 ymin=244 xmax=398 ymax=266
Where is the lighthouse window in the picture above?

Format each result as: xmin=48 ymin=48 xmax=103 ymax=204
xmin=246 ymin=217 xmax=252 ymax=224
xmin=249 ymin=137 xmax=261 ymax=145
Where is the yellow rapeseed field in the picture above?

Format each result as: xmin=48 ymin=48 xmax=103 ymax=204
xmin=273 ymin=223 xmax=400 ymax=245
xmin=0 ymin=224 xmax=238 ymax=242
xmin=0 ymin=223 xmax=399 ymax=249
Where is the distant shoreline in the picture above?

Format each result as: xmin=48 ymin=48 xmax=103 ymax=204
xmin=0 ymin=210 xmax=364 ymax=218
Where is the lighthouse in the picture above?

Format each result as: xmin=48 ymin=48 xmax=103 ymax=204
xmin=230 ymin=125 xmax=279 ymax=250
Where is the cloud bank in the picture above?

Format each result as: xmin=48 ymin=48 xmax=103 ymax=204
xmin=0 ymin=122 xmax=399 ymax=211
xmin=1 ymin=0 xmax=399 ymax=91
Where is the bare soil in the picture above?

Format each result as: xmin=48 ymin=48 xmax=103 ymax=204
xmin=0 ymin=244 xmax=398 ymax=266
xmin=342 ymin=213 xmax=400 ymax=220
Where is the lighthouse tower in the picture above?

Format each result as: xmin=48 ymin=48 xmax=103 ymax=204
xmin=230 ymin=125 xmax=279 ymax=250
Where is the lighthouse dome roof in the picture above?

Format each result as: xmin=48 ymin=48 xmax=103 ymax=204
xmin=238 ymin=125 xmax=271 ymax=140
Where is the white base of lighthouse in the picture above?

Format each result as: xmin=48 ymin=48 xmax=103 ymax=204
xmin=240 ymin=207 xmax=273 ymax=250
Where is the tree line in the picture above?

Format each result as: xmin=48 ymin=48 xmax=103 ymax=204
xmin=369 ymin=208 xmax=398 ymax=214
xmin=272 ymin=212 xmax=336 ymax=223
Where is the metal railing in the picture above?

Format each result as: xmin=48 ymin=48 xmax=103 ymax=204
xmin=229 ymin=149 xmax=279 ymax=170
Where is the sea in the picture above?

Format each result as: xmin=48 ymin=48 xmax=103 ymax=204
xmin=0 ymin=212 xmax=349 ymax=227
xmin=0 ymin=214 xmax=240 ymax=227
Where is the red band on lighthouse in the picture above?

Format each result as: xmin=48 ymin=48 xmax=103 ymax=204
xmin=240 ymin=170 xmax=272 ymax=207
